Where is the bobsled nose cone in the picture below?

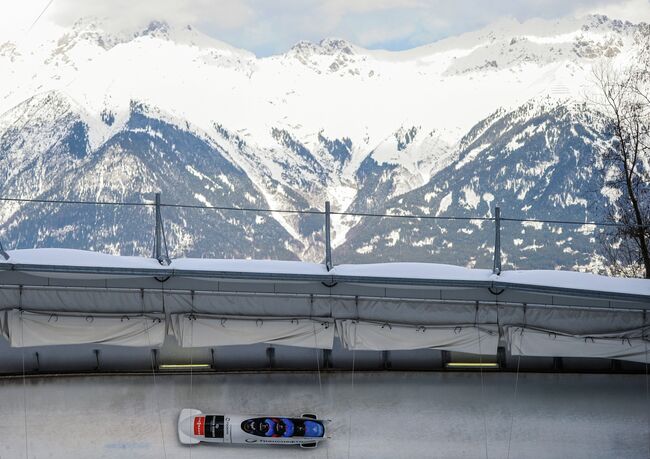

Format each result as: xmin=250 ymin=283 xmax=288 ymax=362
xmin=178 ymin=409 xmax=202 ymax=445
xmin=180 ymin=416 xmax=193 ymax=436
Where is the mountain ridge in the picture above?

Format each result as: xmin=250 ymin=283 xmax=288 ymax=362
xmin=1 ymin=13 xmax=647 ymax=271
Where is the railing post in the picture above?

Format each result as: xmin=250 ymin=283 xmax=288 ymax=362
xmin=493 ymin=206 xmax=501 ymax=275
xmin=325 ymin=201 xmax=333 ymax=271
xmin=153 ymin=192 xmax=170 ymax=265
xmin=0 ymin=239 xmax=8 ymax=260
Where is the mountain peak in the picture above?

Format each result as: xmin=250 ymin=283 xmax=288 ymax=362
xmin=289 ymin=37 xmax=356 ymax=56
xmin=135 ymin=20 xmax=171 ymax=39
xmin=56 ymin=18 xmax=252 ymax=58
xmin=63 ymin=17 xmax=173 ymax=50
xmin=319 ymin=38 xmax=355 ymax=54
xmin=581 ymin=13 xmax=639 ymax=33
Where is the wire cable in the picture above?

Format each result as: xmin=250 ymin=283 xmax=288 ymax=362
xmin=508 ymin=306 xmax=527 ymax=459
xmin=476 ymin=310 xmax=489 ymax=459
xmin=645 ymin=334 xmax=649 ymax=459
xmin=0 ymin=196 xmax=643 ymax=229
xmin=143 ymin=289 xmax=167 ymax=459
xmin=28 ymin=0 xmax=55 ymax=31
xmin=313 ymin=324 xmax=324 ymax=396
xmin=347 ymin=349 xmax=355 ymax=459
xmin=189 ymin=299 xmax=195 ymax=459
xmin=312 ymin=322 xmax=330 ymax=459
xmin=506 ymin=352 xmax=522 ymax=459
xmin=21 ymin=311 xmax=29 ymax=459
xmin=17 ymin=288 xmax=29 ymax=459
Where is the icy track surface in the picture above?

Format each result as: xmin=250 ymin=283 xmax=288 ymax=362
xmin=0 ymin=372 xmax=648 ymax=458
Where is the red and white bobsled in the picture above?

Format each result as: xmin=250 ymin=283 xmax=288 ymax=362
xmin=178 ymin=409 xmax=329 ymax=448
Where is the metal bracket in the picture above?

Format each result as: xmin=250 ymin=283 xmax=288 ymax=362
xmin=488 ymin=286 xmax=505 ymax=296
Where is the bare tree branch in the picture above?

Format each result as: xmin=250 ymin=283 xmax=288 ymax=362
xmin=592 ymin=60 xmax=650 ymax=278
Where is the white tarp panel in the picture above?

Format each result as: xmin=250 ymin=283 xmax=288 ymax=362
xmin=170 ymin=314 xmax=335 ymax=349
xmin=336 ymin=320 xmax=499 ymax=354
xmin=505 ymin=326 xmax=650 ymax=364
xmin=6 ymin=310 xmax=165 ymax=348
xmin=497 ymin=306 xmax=646 ymax=335
xmin=332 ymin=300 xmax=497 ymax=325
xmin=0 ymin=287 xmax=159 ymax=314
xmin=162 ymin=293 xmax=333 ymax=317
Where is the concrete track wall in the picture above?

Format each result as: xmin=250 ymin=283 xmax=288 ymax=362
xmin=0 ymin=371 xmax=648 ymax=458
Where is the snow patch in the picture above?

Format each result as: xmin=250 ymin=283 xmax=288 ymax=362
xmin=455 ymin=144 xmax=489 ymax=170
xmin=461 ymin=186 xmax=480 ymax=210
xmin=193 ymin=193 xmax=213 ymax=207
xmin=437 ymin=192 xmax=453 ymax=216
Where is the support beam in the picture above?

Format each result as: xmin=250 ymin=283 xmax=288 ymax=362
xmin=153 ymin=193 xmax=170 ymax=266
xmin=325 ymin=201 xmax=333 ymax=271
xmin=382 ymin=350 xmax=392 ymax=370
xmin=266 ymin=347 xmax=276 ymax=369
xmin=497 ymin=346 xmax=506 ymax=369
xmin=151 ymin=349 xmax=159 ymax=369
xmin=93 ymin=349 xmax=101 ymax=371
xmin=323 ymin=349 xmax=332 ymax=369
xmin=493 ymin=206 xmax=502 ymax=275
xmin=441 ymin=350 xmax=451 ymax=369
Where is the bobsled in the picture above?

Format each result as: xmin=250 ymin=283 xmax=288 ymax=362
xmin=178 ymin=409 xmax=329 ymax=448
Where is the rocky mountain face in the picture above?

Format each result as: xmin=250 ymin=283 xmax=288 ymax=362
xmin=0 ymin=96 xmax=302 ymax=259
xmin=0 ymin=14 xmax=647 ymax=270
xmin=335 ymin=101 xmax=611 ymax=270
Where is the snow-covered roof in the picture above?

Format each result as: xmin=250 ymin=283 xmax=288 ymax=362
xmin=1 ymin=248 xmax=326 ymax=276
xmin=0 ymin=249 xmax=647 ymax=303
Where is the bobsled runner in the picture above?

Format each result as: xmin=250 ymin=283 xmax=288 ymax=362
xmin=178 ymin=409 xmax=329 ymax=448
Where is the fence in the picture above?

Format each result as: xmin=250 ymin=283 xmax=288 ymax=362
xmin=0 ymin=194 xmax=640 ymax=274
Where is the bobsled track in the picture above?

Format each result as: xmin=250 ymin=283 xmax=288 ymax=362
xmin=0 ymin=371 xmax=649 ymax=458
xmin=0 ymin=248 xmax=649 ymax=457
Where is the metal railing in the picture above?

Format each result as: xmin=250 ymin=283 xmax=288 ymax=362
xmin=0 ymin=194 xmax=643 ymax=274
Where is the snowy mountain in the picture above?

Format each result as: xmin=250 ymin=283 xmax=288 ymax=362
xmin=0 ymin=95 xmax=302 ymax=259
xmin=0 ymin=14 xmax=647 ymax=267
xmin=336 ymin=100 xmax=612 ymax=270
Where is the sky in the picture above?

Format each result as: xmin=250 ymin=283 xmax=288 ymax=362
xmin=4 ymin=0 xmax=650 ymax=55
